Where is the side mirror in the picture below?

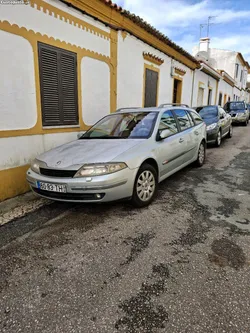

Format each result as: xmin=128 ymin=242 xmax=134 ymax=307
xmin=159 ymin=129 xmax=172 ymax=140
xmin=77 ymin=132 xmax=83 ymax=139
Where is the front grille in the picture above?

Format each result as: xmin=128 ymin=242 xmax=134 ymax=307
xmin=32 ymin=188 xmax=105 ymax=201
xmin=40 ymin=168 xmax=77 ymax=178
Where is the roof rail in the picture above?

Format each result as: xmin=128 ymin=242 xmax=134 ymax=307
xmin=159 ymin=103 xmax=189 ymax=108
xmin=115 ymin=107 xmax=140 ymax=112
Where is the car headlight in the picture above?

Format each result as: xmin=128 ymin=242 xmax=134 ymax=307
xmin=74 ymin=163 xmax=127 ymax=178
xmin=239 ymin=112 xmax=246 ymax=117
xmin=206 ymin=123 xmax=217 ymax=131
xmin=30 ymin=159 xmax=40 ymax=174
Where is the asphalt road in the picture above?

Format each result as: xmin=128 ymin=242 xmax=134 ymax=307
xmin=0 ymin=125 xmax=250 ymax=333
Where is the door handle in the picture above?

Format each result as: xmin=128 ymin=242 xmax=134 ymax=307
xmin=194 ymin=130 xmax=199 ymax=135
xmin=179 ymin=138 xmax=184 ymax=143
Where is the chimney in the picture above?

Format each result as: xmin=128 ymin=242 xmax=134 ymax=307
xmin=199 ymin=37 xmax=210 ymax=53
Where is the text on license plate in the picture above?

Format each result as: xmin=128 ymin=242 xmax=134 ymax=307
xmin=37 ymin=182 xmax=67 ymax=193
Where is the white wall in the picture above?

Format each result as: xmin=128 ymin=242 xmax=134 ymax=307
xmin=81 ymin=57 xmax=110 ymax=126
xmin=117 ymin=32 xmax=193 ymax=108
xmin=192 ymin=70 xmax=217 ymax=107
xmin=0 ymin=132 xmax=78 ymax=170
xmin=0 ymin=31 xmax=37 ymax=130
xmin=1 ymin=1 xmax=110 ymax=57
xmin=209 ymin=49 xmax=236 ymax=79
xmin=217 ymin=79 xmax=233 ymax=105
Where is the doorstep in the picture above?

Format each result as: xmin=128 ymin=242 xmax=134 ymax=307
xmin=0 ymin=191 xmax=51 ymax=226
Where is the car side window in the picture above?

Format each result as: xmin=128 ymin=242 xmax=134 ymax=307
xmin=219 ymin=107 xmax=226 ymax=118
xmin=158 ymin=110 xmax=178 ymax=138
xmin=190 ymin=111 xmax=203 ymax=125
xmin=174 ymin=109 xmax=192 ymax=131
xmin=187 ymin=111 xmax=195 ymax=126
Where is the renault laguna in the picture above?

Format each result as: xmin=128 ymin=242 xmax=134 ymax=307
xmin=27 ymin=107 xmax=206 ymax=207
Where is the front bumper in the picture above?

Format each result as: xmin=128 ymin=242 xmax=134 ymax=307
xmin=231 ymin=115 xmax=248 ymax=123
xmin=26 ymin=167 xmax=138 ymax=203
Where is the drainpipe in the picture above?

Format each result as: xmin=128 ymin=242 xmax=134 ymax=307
xmin=190 ymin=63 xmax=204 ymax=107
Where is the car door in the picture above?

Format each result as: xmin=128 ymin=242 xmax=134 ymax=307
xmin=173 ymin=109 xmax=197 ymax=164
xmin=155 ymin=110 xmax=186 ymax=179
xmin=218 ymin=106 xmax=230 ymax=136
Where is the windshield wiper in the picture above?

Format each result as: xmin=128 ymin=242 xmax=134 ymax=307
xmin=81 ymin=136 xmax=127 ymax=139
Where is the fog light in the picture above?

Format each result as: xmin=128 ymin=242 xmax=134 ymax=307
xmin=96 ymin=194 xmax=102 ymax=199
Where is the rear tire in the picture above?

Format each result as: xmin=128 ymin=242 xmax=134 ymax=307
xmin=215 ymin=130 xmax=222 ymax=147
xmin=131 ymin=163 xmax=158 ymax=208
xmin=195 ymin=141 xmax=206 ymax=167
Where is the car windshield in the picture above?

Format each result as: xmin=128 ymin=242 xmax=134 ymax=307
xmin=228 ymin=102 xmax=245 ymax=110
xmin=196 ymin=106 xmax=218 ymax=119
xmin=80 ymin=112 xmax=158 ymax=139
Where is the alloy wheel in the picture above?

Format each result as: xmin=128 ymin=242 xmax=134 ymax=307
xmin=136 ymin=170 xmax=156 ymax=202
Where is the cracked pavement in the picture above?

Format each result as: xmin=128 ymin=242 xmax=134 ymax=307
xmin=0 ymin=126 xmax=250 ymax=333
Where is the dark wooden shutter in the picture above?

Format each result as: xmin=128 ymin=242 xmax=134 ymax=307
xmin=38 ymin=42 xmax=78 ymax=126
xmin=144 ymin=69 xmax=158 ymax=107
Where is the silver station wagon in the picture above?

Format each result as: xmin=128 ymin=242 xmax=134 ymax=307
xmin=27 ymin=106 xmax=206 ymax=207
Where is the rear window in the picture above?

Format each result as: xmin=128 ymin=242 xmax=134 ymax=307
xmin=196 ymin=106 xmax=218 ymax=119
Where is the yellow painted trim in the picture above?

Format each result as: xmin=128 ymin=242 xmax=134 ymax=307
xmin=0 ymin=165 xmax=30 ymax=201
xmin=197 ymin=81 xmax=205 ymax=106
xmin=175 ymin=67 xmax=186 ymax=76
xmin=223 ymin=94 xmax=227 ymax=105
xmin=223 ymin=75 xmax=235 ymax=87
xmin=142 ymin=63 xmax=160 ymax=107
xmin=143 ymin=53 xmax=164 ymax=66
xmin=63 ymin=0 xmax=198 ymax=69
xmin=172 ymin=75 xmax=183 ymax=104
xmin=0 ymin=20 xmax=113 ymax=138
xmin=214 ymin=80 xmax=219 ymax=104
xmin=110 ymin=29 xmax=118 ymax=112
xmin=30 ymin=0 xmax=110 ymax=40
xmin=121 ymin=31 xmax=128 ymax=41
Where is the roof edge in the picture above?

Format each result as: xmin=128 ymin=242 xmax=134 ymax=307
xmin=60 ymin=0 xmax=199 ymax=69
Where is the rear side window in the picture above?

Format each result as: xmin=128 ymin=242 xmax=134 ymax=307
xmin=159 ymin=110 xmax=178 ymax=137
xmin=190 ymin=111 xmax=203 ymax=125
xmin=174 ymin=109 xmax=192 ymax=131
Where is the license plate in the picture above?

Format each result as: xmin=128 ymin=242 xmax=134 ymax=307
xmin=37 ymin=182 xmax=67 ymax=193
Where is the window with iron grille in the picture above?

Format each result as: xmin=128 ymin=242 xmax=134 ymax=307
xmin=38 ymin=42 xmax=79 ymax=127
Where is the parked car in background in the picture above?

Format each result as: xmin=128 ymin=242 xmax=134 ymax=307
xmin=194 ymin=105 xmax=233 ymax=147
xmin=223 ymin=101 xmax=249 ymax=126
xmin=27 ymin=107 xmax=206 ymax=207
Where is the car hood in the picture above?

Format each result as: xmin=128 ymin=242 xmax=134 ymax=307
xmin=37 ymin=139 xmax=144 ymax=168
xmin=228 ymin=109 xmax=245 ymax=114
xmin=202 ymin=117 xmax=218 ymax=126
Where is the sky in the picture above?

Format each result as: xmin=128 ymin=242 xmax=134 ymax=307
xmin=115 ymin=0 xmax=250 ymax=62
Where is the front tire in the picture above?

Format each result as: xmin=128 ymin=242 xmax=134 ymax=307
xmin=215 ymin=130 xmax=222 ymax=147
xmin=131 ymin=164 xmax=158 ymax=207
xmin=244 ymin=119 xmax=248 ymax=126
xmin=195 ymin=141 xmax=206 ymax=167
xmin=227 ymin=124 xmax=233 ymax=138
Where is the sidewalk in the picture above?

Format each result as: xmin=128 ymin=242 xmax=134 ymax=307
xmin=0 ymin=191 xmax=51 ymax=226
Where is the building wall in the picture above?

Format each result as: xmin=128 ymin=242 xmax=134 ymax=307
xmin=117 ymin=32 xmax=193 ymax=109
xmin=217 ymin=79 xmax=233 ymax=105
xmin=192 ymin=70 xmax=217 ymax=107
xmin=209 ymin=49 xmax=236 ymax=79
xmin=0 ymin=0 xmax=117 ymax=201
